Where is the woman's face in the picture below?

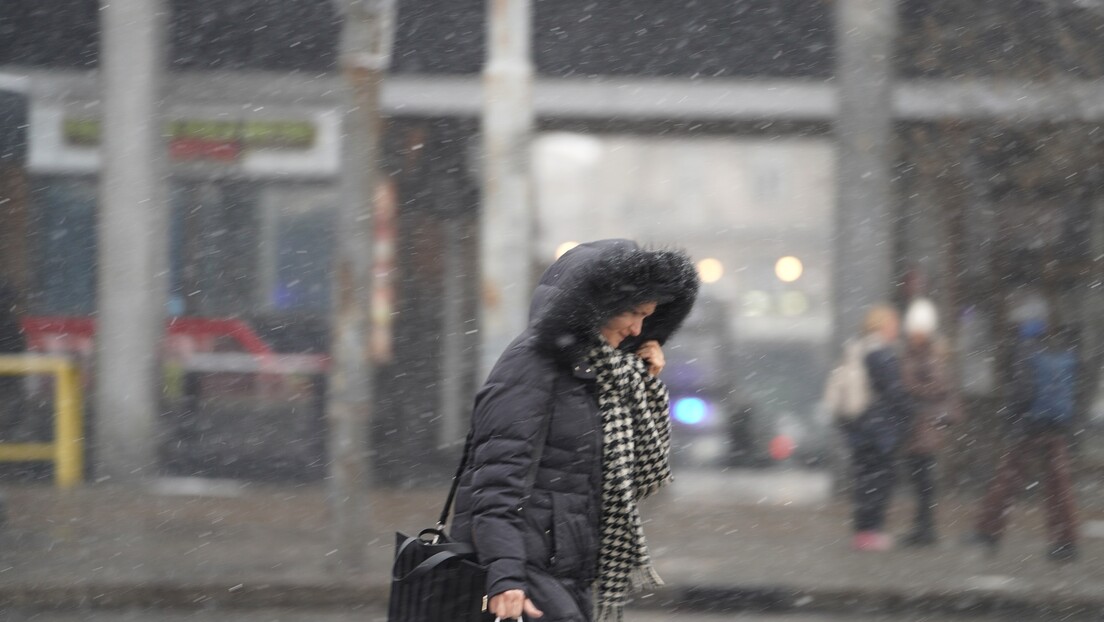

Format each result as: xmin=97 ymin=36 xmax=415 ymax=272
xmin=881 ymin=315 xmax=901 ymax=342
xmin=600 ymin=301 xmax=657 ymax=349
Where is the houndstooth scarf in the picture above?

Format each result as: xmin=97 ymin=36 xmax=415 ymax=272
xmin=587 ymin=342 xmax=673 ymax=622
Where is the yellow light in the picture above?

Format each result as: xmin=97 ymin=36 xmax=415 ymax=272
xmin=555 ymin=242 xmax=580 ymax=259
xmin=696 ymin=258 xmax=724 ymax=284
xmin=775 ymin=256 xmax=804 ymax=283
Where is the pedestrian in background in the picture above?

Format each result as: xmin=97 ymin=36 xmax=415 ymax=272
xmin=450 ymin=240 xmax=699 ymax=622
xmin=898 ymin=298 xmax=957 ymax=547
xmin=839 ymin=305 xmax=915 ymax=552
xmin=969 ymin=321 xmax=1080 ymax=562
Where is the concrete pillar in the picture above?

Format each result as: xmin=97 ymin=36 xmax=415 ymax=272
xmin=439 ymin=215 xmax=467 ymax=449
xmin=480 ymin=0 xmax=535 ymax=378
xmin=832 ymin=0 xmax=898 ymax=347
xmin=329 ymin=0 xmax=395 ymax=571
xmin=95 ymin=0 xmax=168 ymax=481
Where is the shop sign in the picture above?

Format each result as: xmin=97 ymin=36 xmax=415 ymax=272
xmin=63 ymin=118 xmax=317 ymax=161
xmin=31 ymin=104 xmax=341 ymax=178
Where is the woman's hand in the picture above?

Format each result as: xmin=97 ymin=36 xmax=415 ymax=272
xmin=636 ymin=340 xmax=665 ymax=376
xmin=488 ymin=589 xmax=543 ymax=620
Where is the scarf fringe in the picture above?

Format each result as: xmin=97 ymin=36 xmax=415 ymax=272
xmin=594 ymin=602 xmax=624 ymax=622
xmin=594 ymin=564 xmax=665 ymax=622
xmin=630 ymin=562 xmax=665 ymax=592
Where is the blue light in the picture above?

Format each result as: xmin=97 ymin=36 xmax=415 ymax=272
xmin=673 ymin=397 xmax=708 ymax=426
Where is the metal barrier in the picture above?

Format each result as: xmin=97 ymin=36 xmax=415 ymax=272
xmin=0 ymin=354 xmax=84 ymax=489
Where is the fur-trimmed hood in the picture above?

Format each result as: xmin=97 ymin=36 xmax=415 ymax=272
xmin=528 ymin=239 xmax=700 ymax=363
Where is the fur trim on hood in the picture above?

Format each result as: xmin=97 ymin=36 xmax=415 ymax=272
xmin=528 ymin=239 xmax=700 ymax=363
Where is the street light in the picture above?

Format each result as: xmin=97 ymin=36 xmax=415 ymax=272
xmin=775 ymin=256 xmax=804 ymax=283
xmin=697 ymin=258 xmax=724 ymax=284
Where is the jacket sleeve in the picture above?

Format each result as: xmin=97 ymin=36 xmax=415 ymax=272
xmin=866 ymin=348 xmax=914 ymax=424
xmin=468 ymin=376 xmax=552 ymax=599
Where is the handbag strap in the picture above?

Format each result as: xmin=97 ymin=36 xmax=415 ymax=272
xmin=437 ymin=429 xmax=474 ymax=529
xmin=392 ymin=532 xmax=478 ymax=582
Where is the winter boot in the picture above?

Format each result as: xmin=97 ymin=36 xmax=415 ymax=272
xmin=1047 ymin=542 xmax=1078 ymax=563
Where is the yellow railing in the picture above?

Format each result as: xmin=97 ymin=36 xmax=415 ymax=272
xmin=0 ymin=355 xmax=84 ymax=489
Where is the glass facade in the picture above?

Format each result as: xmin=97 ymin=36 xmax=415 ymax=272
xmin=30 ymin=177 xmax=97 ymax=315
xmin=27 ymin=176 xmax=338 ymax=318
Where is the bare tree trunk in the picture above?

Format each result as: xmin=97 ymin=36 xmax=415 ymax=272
xmin=829 ymin=0 xmax=898 ymax=498
xmin=480 ymin=0 xmax=535 ymax=379
xmin=328 ymin=0 xmax=395 ymax=572
xmin=96 ymin=0 xmax=167 ymax=481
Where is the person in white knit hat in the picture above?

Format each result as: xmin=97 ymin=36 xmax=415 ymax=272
xmin=898 ymin=297 xmax=958 ymax=546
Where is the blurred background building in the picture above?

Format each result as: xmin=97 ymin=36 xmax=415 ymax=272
xmin=1 ymin=0 xmax=1102 ymax=485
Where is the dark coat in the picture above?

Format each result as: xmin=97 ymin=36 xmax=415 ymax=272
xmin=901 ymin=338 xmax=957 ymax=455
xmin=845 ymin=342 xmax=915 ymax=456
xmin=450 ymin=239 xmax=699 ymax=603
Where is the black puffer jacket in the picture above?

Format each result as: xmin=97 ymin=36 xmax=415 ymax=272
xmin=450 ymin=239 xmax=699 ymax=601
xmin=842 ymin=342 xmax=914 ymax=456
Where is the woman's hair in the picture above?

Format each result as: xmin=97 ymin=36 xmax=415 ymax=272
xmin=862 ymin=304 xmax=899 ymax=335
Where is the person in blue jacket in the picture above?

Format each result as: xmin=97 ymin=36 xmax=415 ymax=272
xmin=970 ymin=321 xmax=1080 ymax=562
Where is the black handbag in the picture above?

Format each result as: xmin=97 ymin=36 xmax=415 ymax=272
xmin=387 ymin=435 xmax=496 ymax=622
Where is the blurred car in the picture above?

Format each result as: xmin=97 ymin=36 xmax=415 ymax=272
xmin=664 ymin=296 xmax=766 ymax=468
xmin=664 ymin=294 xmax=833 ymax=469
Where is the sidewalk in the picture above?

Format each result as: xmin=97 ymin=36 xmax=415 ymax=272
xmin=0 ymin=470 xmax=1102 ymax=615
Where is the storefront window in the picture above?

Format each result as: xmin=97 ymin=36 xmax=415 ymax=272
xmin=272 ymin=212 xmax=335 ymax=312
xmin=29 ymin=177 xmax=97 ymax=315
xmin=258 ymin=185 xmax=338 ymax=314
xmin=169 ymin=181 xmax=260 ymax=317
xmin=29 ymin=177 xmax=338 ymax=319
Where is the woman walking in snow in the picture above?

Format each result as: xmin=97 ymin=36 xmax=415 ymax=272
xmin=450 ymin=239 xmax=699 ymax=621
